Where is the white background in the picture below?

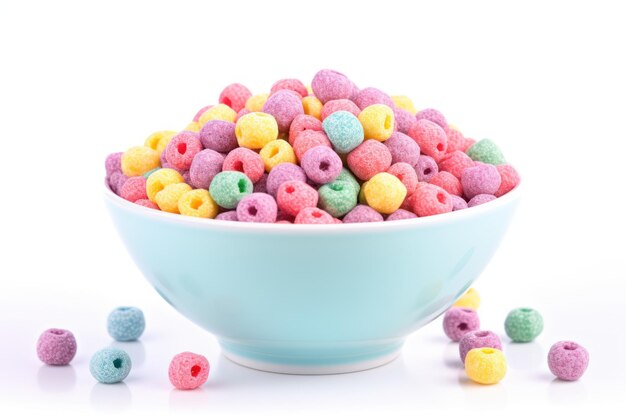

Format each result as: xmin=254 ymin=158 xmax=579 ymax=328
xmin=1 ymin=0 xmax=625 ymax=416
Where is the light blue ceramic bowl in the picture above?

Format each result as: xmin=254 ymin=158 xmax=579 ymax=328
xmin=105 ymin=184 xmax=520 ymax=374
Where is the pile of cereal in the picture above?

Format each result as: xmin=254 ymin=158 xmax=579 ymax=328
xmin=105 ymin=69 xmax=520 ymax=224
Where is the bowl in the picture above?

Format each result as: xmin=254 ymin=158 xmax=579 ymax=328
xmin=105 ymin=184 xmax=520 ymax=374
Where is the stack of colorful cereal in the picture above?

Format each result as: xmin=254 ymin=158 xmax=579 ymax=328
xmin=105 ymin=69 xmax=520 ymax=223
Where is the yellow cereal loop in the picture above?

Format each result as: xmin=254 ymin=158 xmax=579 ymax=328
xmin=155 ymin=183 xmax=192 ymax=214
xmin=259 ymin=139 xmax=296 ymax=172
xmin=391 ymin=95 xmax=417 ymax=114
xmin=146 ymin=168 xmax=184 ymax=202
xmin=235 ymin=112 xmax=279 ymax=150
xmin=358 ymin=180 xmax=369 ymax=204
xmin=198 ymin=104 xmax=237 ymax=125
xmin=358 ymin=104 xmax=395 ymax=142
xmin=144 ymin=130 xmax=177 ymax=154
xmin=245 ymin=93 xmax=269 ymax=112
xmin=121 ymin=146 xmax=161 ymax=177
xmin=183 ymin=121 xmax=201 ymax=133
xmin=302 ymin=95 xmax=323 ymax=120
xmin=448 ymin=123 xmax=458 ymax=131
xmin=465 ymin=348 xmax=507 ymax=385
xmin=453 ymin=288 xmax=481 ymax=309
xmin=363 ymin=173 xmax=407 ymax=214
xmin=178 ymin=189 xmax=218 ymax=218
xmin=305 ymin=85 xmax=313 ymax=95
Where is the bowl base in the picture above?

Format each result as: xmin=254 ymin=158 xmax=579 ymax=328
xmin=219 ymin=339 xmax=403 ymax=375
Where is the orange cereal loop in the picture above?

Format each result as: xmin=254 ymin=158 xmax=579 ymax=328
xmin=358 ymin=104 xmax=395 ymax=142
xmin=259 ymin=139 xmax=296 ymax=172
xmin=391 ymin=95 xmax=417 ymax=114
xmin=155 ymin=183 xmax=192 ymax=213
xmin=358 ymin=180 xmax=369 ymax=204
xmin=235 ymin=112 xmax=279 ymax=150
xmin=183 ymin=121 xmax=201 ymax=133
xmin=144 ymin=131 xmax=177 ymax=154
xmin=465 ymin=348 xmax=507 ymax=385
xmin=178 ymin=189 xmax=218 ymax=219
xmin=245 ymin=93 xmax=269 ymax=113
xmin=302 ymin=95 xmax=323 ymax=120
xmin=453 ymin=288 xmax=481 ymax=309
xmin=121 ymin=146 xmax=160 ymax=177
xmin=146 ymin=168 xmax=184 ymax=202
xmin=198 ymin=104 xmax=237 ymax=126
xmin=363 ymin=172 xmax=407 ymax=214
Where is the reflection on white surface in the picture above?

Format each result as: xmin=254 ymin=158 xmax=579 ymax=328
xmin=442 ymin=341 xmax=463 ymax=369
xmin=548 ymin=377 xmax=588 ymax=404
xmin=504 ymin=341 xmax=544 ymax=370
xmin=109 ymin=340 xmax=146 ymax=367
xmin=90 ymin=382 xmax=132 ymax=411
xmin=169 ymin=387 xmax=213 ymax=410
xmin=37 ymin=365 xmax=76 ymax=393
xmin=458 ymin=373 xmax=508 ymax=408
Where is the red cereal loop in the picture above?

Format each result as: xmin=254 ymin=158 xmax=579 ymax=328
xmin=409 ymin=119 xmax=448 ymax=162
xmin=495 ymin=165 xmax=520 ymax=197
xmin=168 ymin=352 xmax=210 ymax=390
xmin=438 ymin=151 xmax=475 ymax=179
xmin=219 ymin=83 xmax=252 ymax=112
xmin=294 ymin=207 xmax=335 ymax=224
xmin=222 ymin=147 xmax=265 ymax=183
xmin=347 ymin=140 xmax=392 ymax=181
xmin=387 ymin=162 xmax=418 ymax=195
xmin=429 ymin=171 xmax=463 ymax=197
xmin=293 ymin=130 xmax=332 ymax=161
xmin=120 ymin=176 xmax=148 ymax=202
xmin=270 ymin=79 xmax=308 ymax=98
xmin=276 ymin=180 xmax=319 ymax=217
xmin=165 ymin=132 xmax=203 ymax=171
xmin=411 ymin=183 xmax=453 ymax=217
xmin=289 ymin=114 xmax=323 ymax=145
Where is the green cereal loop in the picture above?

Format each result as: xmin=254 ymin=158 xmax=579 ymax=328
xmin=318 ymin=180 xmax=358 ymax=217
xmin=143 ymin=168 xmax=160 ymax=179
xmin=335 ymin=168 xmax=360 ymax=196
xmin=504 ymin=307 xmax=544 ymax=342
xmin=322 ymin=111 xmax=365 ymax=153
xmin=209 ymin=171 xmax=253 ymax=209
xmin=466 ymin=139 xmax=506 ymax=165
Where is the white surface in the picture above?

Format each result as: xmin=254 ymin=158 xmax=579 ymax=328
xmin=1 ymin=0 xmax=625 ymax=416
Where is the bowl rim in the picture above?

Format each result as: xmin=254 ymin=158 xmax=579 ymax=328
xmin=104 ymin=182 xmax=521 ymax=235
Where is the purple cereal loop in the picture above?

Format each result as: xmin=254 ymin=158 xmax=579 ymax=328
xmin=354 ymin=87 xmax=394 ymax=110
xmin=189 ymin=149 xmax=225 ymax=190
xmin=300 ymin=146 xmax=342 ymax=184
xmin=236 ymin=193 xmax=278 ymax=223
xmin=266 ymin=162 xmax=307 ymax=197
xmin=461 ymin=163 xmax=501 ymax=199
xmin=199 ymin=120 xmax=238 ymax=153
xmin=215 ymin=211 xmax=238 ymax=221
xmin=386 ymin=209 xmax=417 ymax=221
xmin=342 ymin=204 xmax=384 ymax=223
xmin=384 ymin=132 xmax=420 ymax=166
xmin=414 ymin=155 xmax=438 ymax=182
xmin=468 ymin=194 xmax=496 ymax=207
xmin=105 ymin=152 xmax=123 ymax=177
xmin=311 ymin=69 xmax=354 ymax=104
